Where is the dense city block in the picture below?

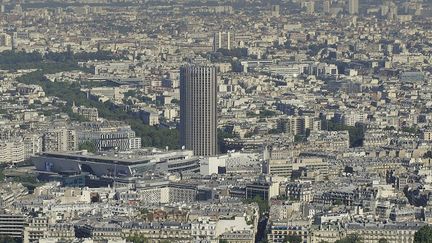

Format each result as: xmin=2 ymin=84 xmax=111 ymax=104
xmin=0 ymin=0 xmax=432 ymax=243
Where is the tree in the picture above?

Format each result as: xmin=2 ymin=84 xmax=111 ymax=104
xmin=79 ymin=141 xmax=97 ymax=153
xmin=0 ymin=235 xmax=18 ymax=243
xmin=321 ymin=119 xmax=364 ymax=147
xmin=402 ymin=126 xmax=420 ymax=135
xmin=218 ymin=128 xmax=239 ymax=153
xmin=344 ymin=166 xmax=354 ymax=174
xmin=217 ymin=48 xmax=248 ymax=58
xmin=414 ymin=225 xmax=432 ymax=243
xmin=424 ymin=151 xmax=432 ymax=159
xmin=335 ymin=234 xmax=361 ymax=243
xmin=126 ymin=234 xmax=148 ymax=243
xmin=334 ymin=199 xmax=343 ymax=205
xmin=268 ymin=128 xmax=283 ymax=135
xmin=284 ymin=235 xmax=302 ymax=243
xmin=171 ymin=98 xmax=180 ymax=104
xmin=244 ymin=131 xmax=255 ymax=138
xmin=231 ymin=60 xmax=243 ymax=72
xmin=378 ymin=239 xmax=389 ymax=243
xmin=294 ymin=134 xmax=306 ymax=143
xmin=17 ymin=71 xmax=179 ymax=149
xmin=244 ymin=195 xmax=269 ymax=215
xmin=90 ymin=193 xmax=101 ymax=203
xmin=259 ymin=109 xmax=277 ymax=118
xmin=124 ymin=90 xmax=137 ymax=98
xmin=0 ymin=169 xmax=4 ymax=181
xmin=0 ymin=49 xmax=123 ymax=71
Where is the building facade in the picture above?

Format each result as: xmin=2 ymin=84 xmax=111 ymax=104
xmin=180 ymin=64 xmax=218 ymax=156
xmin=213 ymin=31 xmax=235 ymax=51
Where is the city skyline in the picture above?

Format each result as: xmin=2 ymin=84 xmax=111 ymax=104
xmin=0 ymin=0 xmax=431 ymax=243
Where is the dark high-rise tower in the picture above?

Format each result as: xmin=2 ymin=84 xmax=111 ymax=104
xmin=180 ymin=64 xmax=217 ymax=156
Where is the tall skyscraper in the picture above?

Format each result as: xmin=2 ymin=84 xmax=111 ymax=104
xmin=348 ymin=0 xmax=359 ymax=15
xmin=180 ymin=64 xmax=218 ymax=156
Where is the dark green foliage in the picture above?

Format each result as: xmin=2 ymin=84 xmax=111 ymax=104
xmin=321 ymin=119 xmax=364 ymax=147
xmin=45 ymin=50 xmax=123 ymax=62
xmin=12 ymin=174 xmax=41 ymax=193
xmin=335 ymin=234 xmax=362 ymax=243
xmin=126 ymin=234 xmax=149 ymax=243
xmin=0 ymin=50 xmax=120 ymax=71
xmin=268 ymin=128 xmax=283 ymax=134
xmin=0 ymin=236 xmax=18 ymax=243
xmin=424 ymin=151 xmax=432 ymax=159
xmin=334 ymin=199 xmax=343 ymax=205
xmin=414 ymin=225 xmax=432 ymax=243
xmin=378 ymin=239 xmax=388 ymax=243
xmin=123 ymin=90 xmax=137 ymax=99
xmin=17 ymin=69 xmax=179 ymax=149
xmin=402 ymin=126 xmax=420 ymax=135
xmin=217 ymin=48 xmax=249 ymax=58
xmin=0 ymin=50 xmax=42 ymax=68
xmin=90 ymin=193 xmax=101 ymax=203
xmin=259 ymin=109 xmax=276 ymax=118
xmin=344 ymin=166 xmax=354 ymax=174
xmin=231 ymin=60 xmax=243 ymax=72
xmin=79 ymin=141 xmax=97 ymax=153
xmin=307 ymin=43 xmax=329 ymax=56
xmin=244 ymin=195 xmax=269 ymax=215
xmin=0 ymin=169 xmax=4 ymax=181
xmin=284 ymin=235 xmax=302 ymax=243
xmin=171 ymin=98 xmax=180 ymax=104
xmin=246 ymin=111 xmax=258 ymax=117
xmin=244 ymin=131 xmax=255 ymax=138
xmin=218 ymin=128 xmax=239 ymax=153
xmin=294 ymin=134 xmax=307 ymax=143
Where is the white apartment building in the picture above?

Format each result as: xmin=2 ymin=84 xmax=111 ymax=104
xmin=0 ymin=139 xmax=25 ymax=164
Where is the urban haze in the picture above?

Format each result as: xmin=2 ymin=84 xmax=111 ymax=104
xmin=0 ymin=0 xmax=431 ymax=243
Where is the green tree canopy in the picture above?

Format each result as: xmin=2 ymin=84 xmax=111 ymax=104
xmin=335 ymin=234 xmax=362 ymax=243
xmin=284 ymin=235 xmax=302 ymax=243
xmin=0 ymin=235 xmax=18 ymax=243
xmin=126 ymin=234 xmax=148 ymax=243
xmin=79 ymin=141 xmax=97 ymax=153
xmin=17 ymin=71 xmax=179 ymax=149
xmin=244 ymin=195 xmax=269 ymax=215
xmin=414 ymin=225 xmax=432 ymax=243
xmin=321 ymin=119 xmax=364 ymax=147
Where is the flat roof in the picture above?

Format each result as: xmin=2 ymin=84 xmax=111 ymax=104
xmin=37 ymin=152 xmax=149 ymax=165
xmin=36 ymin=150 xmax=194 ymax=166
